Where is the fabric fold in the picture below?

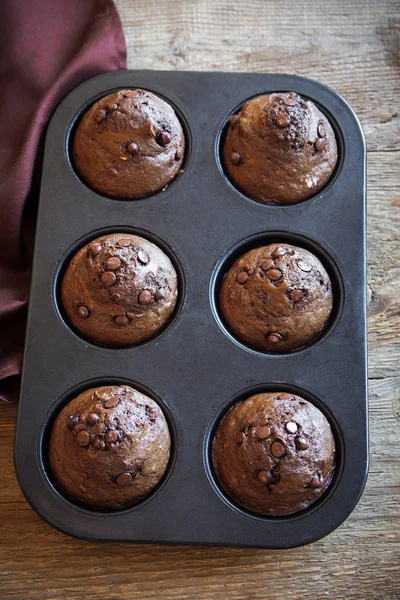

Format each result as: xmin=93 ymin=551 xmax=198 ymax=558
xmin=0 ymin=0 xmax=127 ymax=402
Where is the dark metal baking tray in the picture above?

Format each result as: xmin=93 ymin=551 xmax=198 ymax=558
xmin=14 ymin=70 xmax=367 ymax=548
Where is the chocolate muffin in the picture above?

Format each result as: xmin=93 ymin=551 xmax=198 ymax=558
xmin=212 ymin=392 xmax=336 ymax=516
xmin=61 ymin=233 xmax=178 ymax=347
xmin=219 ymin=243 xmax=332 ymax=352
xmin=73 ymin=89 xmax=185 ymax=199
xmin=223 ymin=92 xmax=338 ymax=204
xmin=49 ymin=385 xmax=171 ymax=510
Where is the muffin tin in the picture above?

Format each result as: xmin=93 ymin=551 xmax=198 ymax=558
xmin=15 ymin=70 xmax=367 ymax=548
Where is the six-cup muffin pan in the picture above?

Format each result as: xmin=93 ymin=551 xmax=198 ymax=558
xmin=15 ymin=70 xmax=367 ymax=548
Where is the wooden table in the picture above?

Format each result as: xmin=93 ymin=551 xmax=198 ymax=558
xmin=1 ymin=1 xmax=399 ymax=598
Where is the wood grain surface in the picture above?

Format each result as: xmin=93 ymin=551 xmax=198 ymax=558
xmin=1 ymin=1 xmax=399 ymax=598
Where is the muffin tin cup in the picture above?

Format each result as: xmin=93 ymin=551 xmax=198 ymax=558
xmin=53 ymin=226 xmax=187 ymax=349
xmin=15 ymin=70 xmax=367 ymax=548
xmin=40 ymin=377 xmax=178 ymax=515
xmin=210 ymin=230 xmax=345 ymax=356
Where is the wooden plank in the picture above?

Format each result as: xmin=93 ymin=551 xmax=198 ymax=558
xmin=367 ymin=151 xmax=400 ymax=376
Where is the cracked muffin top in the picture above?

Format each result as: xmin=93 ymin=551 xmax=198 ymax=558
xmin=61 ymin=233 xmax=178 ymax=347
xmin=73 ymin=89 xmax=185 ymax=199
xmin=223 ymin=92 xmax=338 ymax=204
xmin=219 ymin=243 xmax=332 ymax=353
xmin=49 ymin=385 xmax=171 ymax=510
xmin=212 ymin=392 xmax=336 ymax=516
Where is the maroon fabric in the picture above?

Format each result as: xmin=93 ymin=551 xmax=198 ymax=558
xmin=0 ymin=0 xmax=126 ymax=402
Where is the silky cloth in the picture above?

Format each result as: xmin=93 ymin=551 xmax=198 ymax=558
xmin=0 ymin=0 xmax=126 ymax=401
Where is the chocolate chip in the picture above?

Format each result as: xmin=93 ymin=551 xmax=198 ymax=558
xmin=73 ymin=423 xmax=86 ymax=434
xmin=118 ymin=238 xmax=131 ymax=247
xmin=315 ymin=138 xmax=326 ymax=151
xmin=107 ymin=103 xmax=118 ymax=111
xmin=93 ymin=437 xmax=105 ymax=450
xmin=133 ymin=458 xmax=145 ymax=473
xmin=137 ymin=250 xmax=149 ymax=265
xmin=111 ymin=292 xmax=122 ymax=302
xmin=106 ymin=256 xmax=121 ymax=270
xmin=236 ymin=270 xmax=248 ymax=284
xmin=77 ymin=305 xmax=90 ymax=319
xmin=261 ymin=259 xmax=274 ymax=271
xmin=278 ymin=393 xmax=292 ymax=401
xmin=104 ymin=396 xmax=119 ymax=409
xmin=267 ymin=268 xmax=282 ymax=281
xmin=310 ymin=473 xmax=324 ymax=488
xmin=317 ymin=121 xmax=327 ymax=138
xmin=89 ymin=242 xmax=102 ymax=257
xmin=76 ymin=430 xmax=90 ymax=447
xmin=114 ymin=315 xmax=129 ymax=326
xmin=283 ymin=96 xmax=296 ymax=106
xmin=286 ymin=421 xmax=298 ymax=434
xmin=159 ymin=132 xmax=171 ymax=146
xmin=289 ymin=290 xmax=303 ymax=302
xmin=155 ymin=289 xmax=166 ymax=301
xmin=94 ymin=109 xmax=106 ymax=123
xmin=235 ymin=432 xmax=244 ymax=444
xmin=175 ymin=148 xmax=183 ymax=160
xmin=298 ymin=261 xmax=312 ymax=272
xmin=87 ymin=412 xmax=99 ymax=426
xmin=276 ymin=112 xmax=290 ymax=127
xmin=101 ymin=271 xmax=116 ymax=286
xmin=127 ymin=142 xmax=139 ymax=154
xmin=116 ymin=472 xmax=134 ymax=486
xmin=106 ymin=430 xmax=118 ymax=443
xmin=257 ymin=471 xmax=272 ymax=484
xmin=256 ymin=425 xmax=271 ymax=440
xmin=271 ymin=247 xmax=286 ymax=258
xmin=148 ymin=407 xmax=157 ymax=420
xmin=229 ymin=114 xmax=239 ymax=127
xmin=295 ymin=436 xmax=308 ymax=450
xmin=271 ymin=440 xmax=285 ymax=457
xmin=67 ymin=414 xmax=79 ymax=430
xmin=138 ymin=290 xmax=152 ymax=304
xmin=231 ymin=151 xmax=241 ymax=165
xmin=266 ymin=333 xmax=282 ymax=343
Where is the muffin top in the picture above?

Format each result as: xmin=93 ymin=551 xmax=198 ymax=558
xmin=73 ymin=89 xmax=185 ymax=199
xmin=49 ymin=385 xmax=171 ymax=510
xmin=219 ymin=243 xmax=332 ymax=353
xmin=223 ymin=92 xmax=338 ymax=204
xmin=61 ymin=233 xmax=178 ymax=347
xmin=212 ymin=392 xmax=336 ymax=516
